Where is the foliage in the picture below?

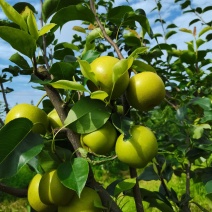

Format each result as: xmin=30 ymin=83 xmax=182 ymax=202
xmin=0 ymin=0 xmax=212 ymax=211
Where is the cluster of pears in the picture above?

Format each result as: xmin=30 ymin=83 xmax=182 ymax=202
xmin=28 ymin=169 xmax=102 ymax=212
xmin=80 ymin=56 xmax=166 ymax=168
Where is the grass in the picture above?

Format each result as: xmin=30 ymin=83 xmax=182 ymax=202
xmin=0 ymin=163 xmax=212 ymax=211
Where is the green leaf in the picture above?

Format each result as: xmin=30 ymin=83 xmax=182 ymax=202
xmin=137 ymin=165 xmax=160 ymax=181
xmin=125 ymin=11 xmax=153 ymax=38
xmin=196 ymin=38 xmax=205 ymax=49
xmin=0 ymin=0 xmax=28 ymax=31
xmin=111 ymin=113 xmax=134 ymax=139
xmin=166 ymin=24 xmax=177 ymax=29
xmin=114 ymin=178 xmax=136 ymax=196
xmin=50 ymin=80 xmax=88 ymax=92
xmin=82 ymin=28 xmax=112 ymax=56
xmin=107 ymin=5 xmax=133 ymax=26
xmin=90 ymin=90 xmax=109 ymax=102
xmin=50 ymin=4 xmax=95 ymax=27
xmin=199 ymin=26 xmax=212 ymax=37
xmin=179 ymin=28 xmax=192 ymax=34
xmin=57 ymin=158 xmax=89 ymax=197
xmin=39 ymin=23 xmax=57 ymax=37
xmin=205 ymin=180 xmax=212 ymax=194
xmin=27 ymin=7 xmax=39 ymax=40
xmin=64 ymin=97 xmax=111 ymax=134
xmin=0 ymin=118 xmax=43 ymax=178
xmin=81 ymin=50 xmax=100 ymax=63
xmin=180 ymin=50 xmax=196 ymax=64
xmin=78 ymin=60 xmax=98 ymax=86
xmin=42 ymin=0 xmax=59 ymax=23
xmin=0 ymin=118 xmax=33 ymax=164
xmin=63 ymin=42 xmax=79 ymax=51
xmin=203 ymin=6 xmax=212 ymax=13
xmin=72 ymin=26 xmax=86 ymax=33
xmin=132 ymin=60 xmax=156 ymax=73
xmin=189 ymin=18 xmax=200 ymax=26
xmin=165 ymin=31 xmax=177 ymax=40
xmin=192 ymin=124 xmax=211 ymax=139
xmin=190 ymin=97 xmax=211 ymax=110
xmin=49 ymin=62 xmax=75 ymax=81
xmin=13 ymin=2 xmax=37 ymax=14
xmin=112 ymin=58 xmax=129 ymax=86
xmin=128 ymin=46 xmax=148 ymax=59
xmin=0 ymin=26 xmax=36 ymax=58
xmin=9 ymin=52 xmax=30 ymax=69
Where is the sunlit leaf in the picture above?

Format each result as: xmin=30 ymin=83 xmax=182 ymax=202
xmin=90 ymin=90 xmax=108 ymax=102
xmin=9 ymin=52 xmax=30 ymax=69
xmin=0 ymin=0 xmax=27 ymax=31
xmin=179 ymin=28 xmax=192 ymax=34
xmin=27 ymin=8 xmax=39 ymax=40
xmin=50 ymin=80 xmax=88 ymax=92
xmin=39 ymin=23 xmax=57 ymax=37
xmin=0 ymin=26 xmax=36 ymax=58
xmin=78 ymin=60 xmax=98 ymax=86
xmin=64 ymin=97 xmax=111 ymax=134
xmin=199 ymin=26 xmax=212 ymax=37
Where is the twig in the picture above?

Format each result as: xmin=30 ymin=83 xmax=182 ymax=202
xmin=0 ymin=183 xmax=27 ymax=198
xmin=89 ymin=0 xmax=124 ymax=60
xmin=130 ymin=168 xmax=144 ymax=212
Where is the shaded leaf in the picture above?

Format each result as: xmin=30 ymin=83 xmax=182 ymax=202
xmin=107 ymin=5 xmax=133 ymax=26
xmin=114 ymin=178 xmax=136 ymax=196
xmin=49 ymin=62 xmax=75 ymax=81
xmin=0 ymin=118 xmax=33 ymax=164
xmin=50 ymin=4 xmax=95 ymax=26
xmin=189 ymin=18 xmax=200 ymax=26
xmin=165 ymin=31 xmax=177 ymax=40
xmin=133 ymin=60 xmax=156 ymax=73
xmin=57 ymin=158 xmax=89 ymax=197
xmin=0 ymin=118 xmax=43 ymax=178
xmin=9 ymin=52 xmax=30 ymax=69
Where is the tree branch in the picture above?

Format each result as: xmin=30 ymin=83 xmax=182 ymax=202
xmin=89 ymin=1 xmax=144 ymax=211
xmin=89 ymin=0 xmax=124 ymax=60
xmin=0 ymin=183 xmax=27 ymax=198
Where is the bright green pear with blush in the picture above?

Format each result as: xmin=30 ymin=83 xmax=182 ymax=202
xmin=80 ymin=121 xmax=117 ymax=155
xmin=39 ymin=169 xmax=75 ymax=206
xmin=115 ymin=125 xmax=158 ymax=168
xmin=89 ymin=56 xmax=129 ymax=99
xmin=58 ymin=187 xmax=102 ymax=212
xmin=126 ymin=71 xmax=165 ymax=111
xmin=27 ymin=174 xmax=57 ymax=212
xmin=5 ymin=103 xmax=49 ymax=135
